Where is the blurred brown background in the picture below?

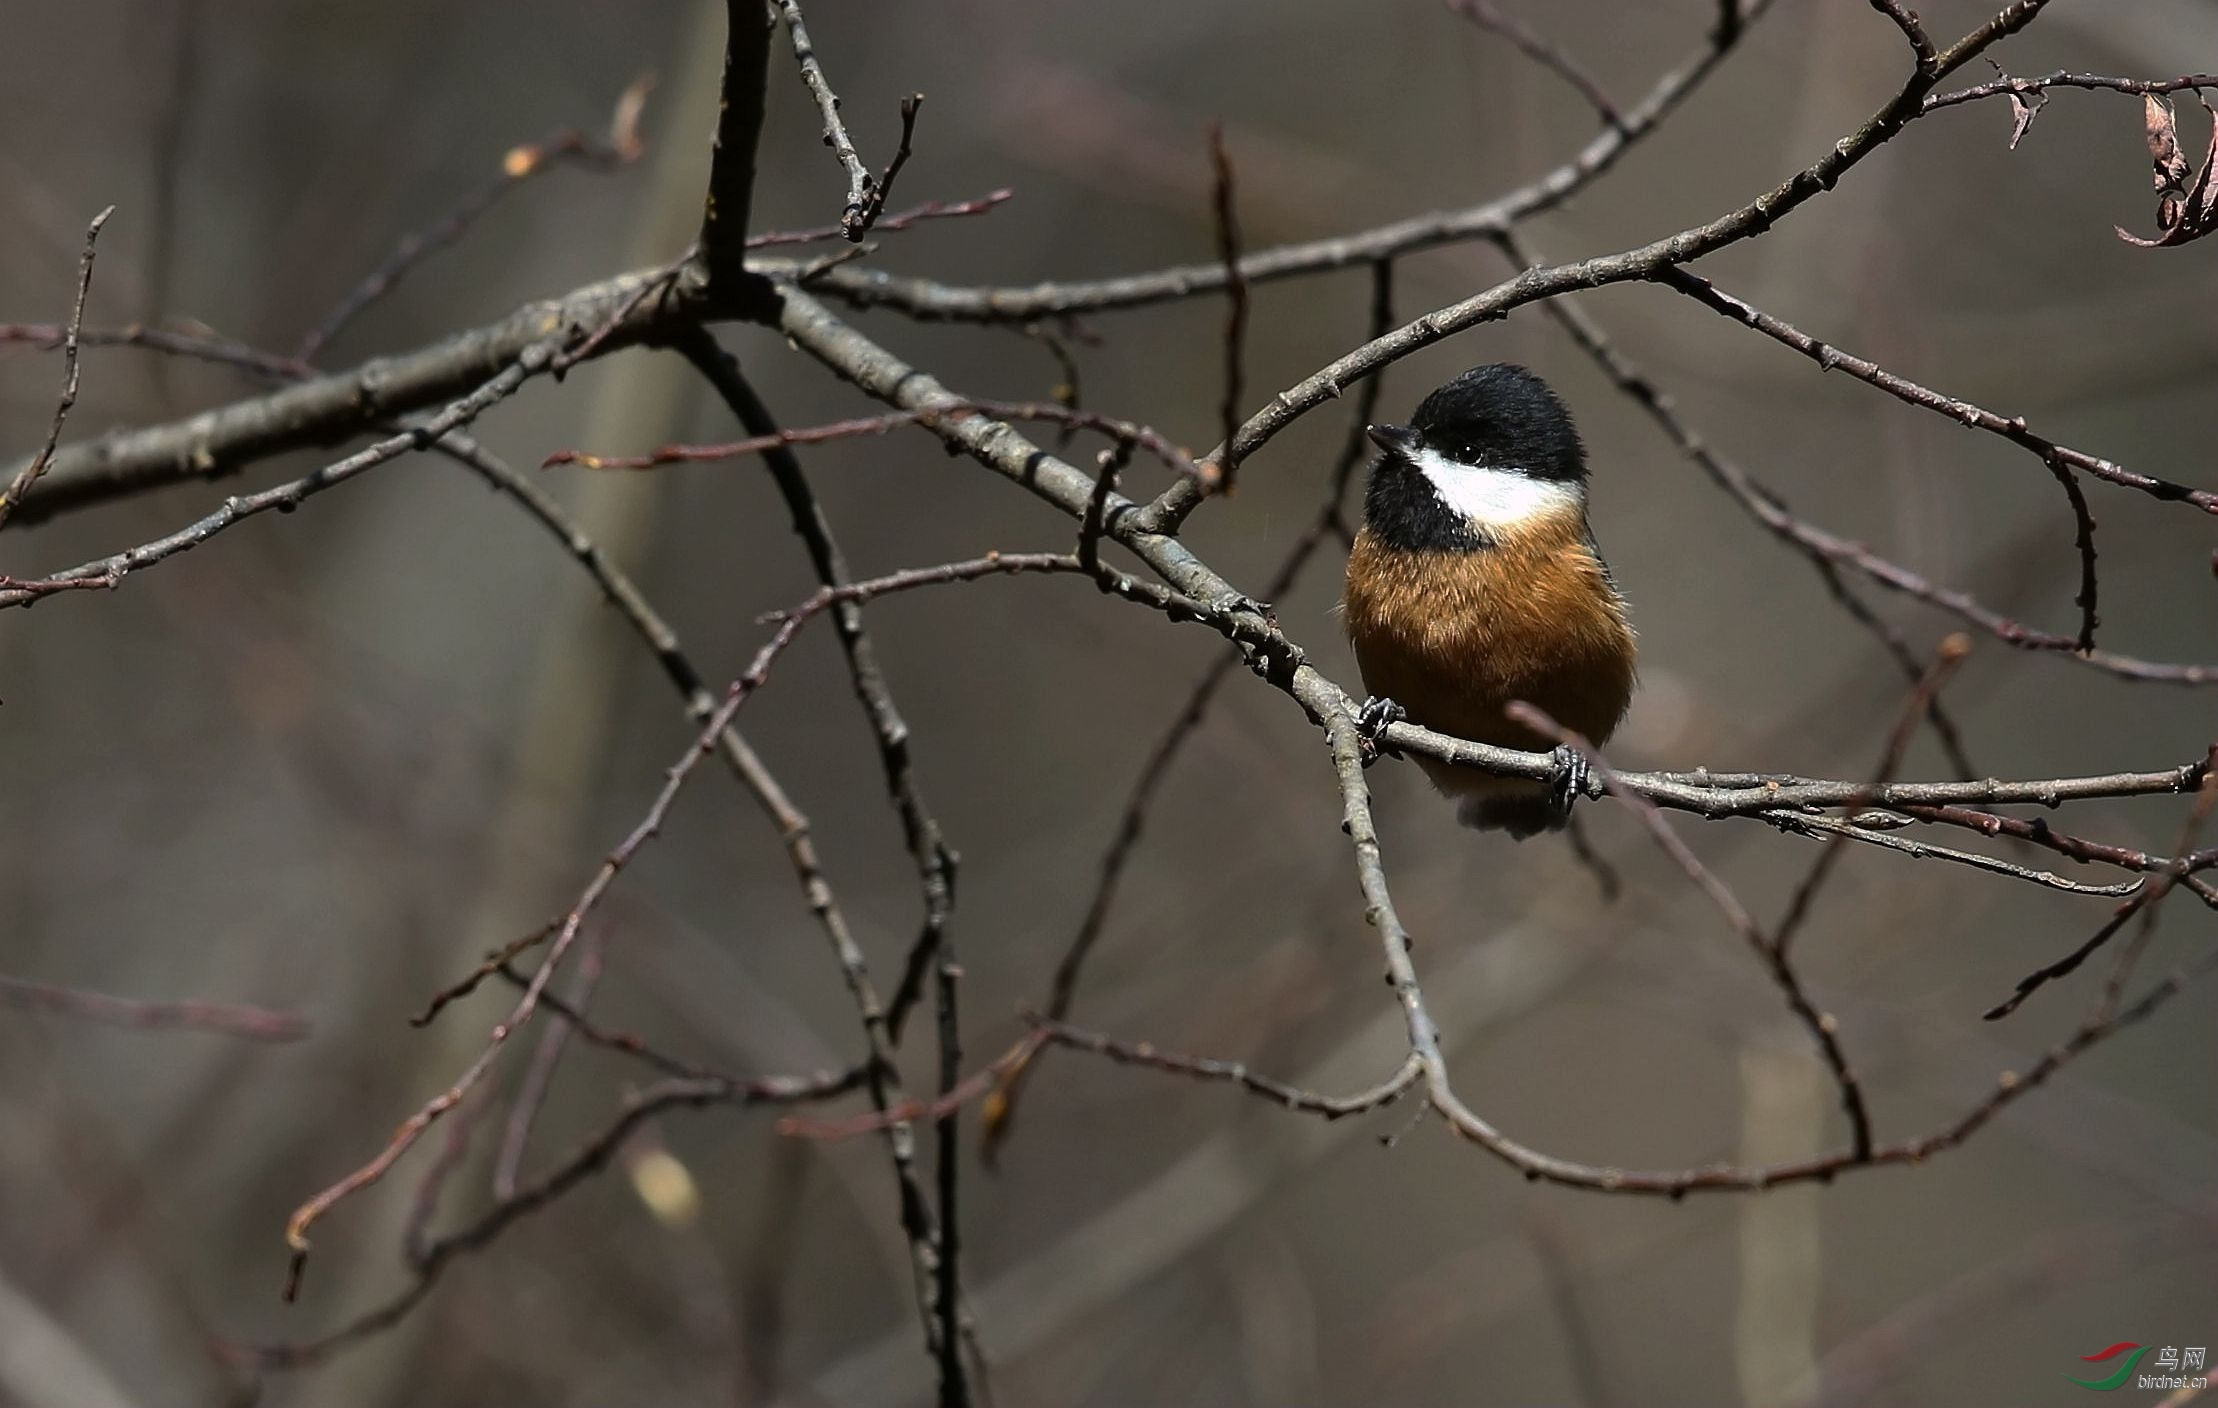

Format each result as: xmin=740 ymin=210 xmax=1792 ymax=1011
xmin=2 ymin=2 xmax=2215 ymax=1404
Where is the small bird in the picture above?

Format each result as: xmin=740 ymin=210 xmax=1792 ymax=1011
xmin=1342 ymin=363 xmax=1637 ymax=837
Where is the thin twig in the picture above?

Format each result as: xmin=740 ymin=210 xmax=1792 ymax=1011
xmin=0 ymin=349 xmax=556 ymax=607
xmin=492 ymin=927 xmax=608 ymax=1200
xmin=1495 ymin=225 xmax=1990 ymax=758
xmin=280 ymin=551 xmax=1076 ymax=1298
xmin=241 ymin=1066 xmax=860 ymax=1370
xmin=1773 ymin=634 xmax=1970 ymax=952
xmin=1761 ymin=804 xmax=2140 ymax=894
xmin=1895 ymin=804 xmax=2218 ymax=907
xmin=680 ymin=333 xmax=970 ymax=1395
xmin=2097 ymin=773 xmax=2218 ymax=1017
xmin=0 ymin=206 xmax=113 ymax=533
xmin=800 ymin=0 xmax=1784 ymax=324
xmin=1985 ymin=756 xmax=2218 ymax=1019
xmin=864 ymin=96 xmax=926 ymax=240
xmin=1867 ymin=0 xmax=1940 ymax=71
xmin=0 ymin=973 xmax=306 ymax=1042
xmin=1077 ymin=441 xmax=1130 ymax=577
xmin=1659 ymin=268 xmax=2137 ymax=646
xmin=1446 ymin=0 xmax=1625 ymax=130
xmin=3 ymin=0 xmax=1791 ymax=523
xmin=1140 ymin=0 xmax=2062 ymax=530
xmin=1924 ymin=69 xmax=2218 ymax=114
xmin=1034 ymin=1017 xmax=1422 ymax=1119
xmin=1204 ymin=123 xmax=1248 ymax=492
xmin=1496 ymin=231 xmax=2210 ymax=684
xmin=543 ymin=400 xmax=1203 ymax=483
xmin=296 ymin=76 xmax=653 ymax=361
xmin=745 ymin=188 xmax=1012 ymax=248
xmin=982 ymin=260 xmax=1394 ymax=1161
xmin=779 ymin=1033 xmax=1046 ymax=1140
xmin=491 ymin=961 xmax=787 ymax=1085
xmin=1508 ymin=702 xmax=1875 ymax=1159
xmin=552 ymin=248 xmax=693 ymax=373
xmin=771 ymin=1 xmax=919 ymax=240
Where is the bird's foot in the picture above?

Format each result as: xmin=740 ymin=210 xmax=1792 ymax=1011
xmin=1546 ymin=742 xmax=1595 ymax=821
xmin=1355 ymin=696 xmax=1407 ymax=766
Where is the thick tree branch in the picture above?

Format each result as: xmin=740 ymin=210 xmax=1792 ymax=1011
xmin=0 ymin=350 xmax=558 ymax=606
xmin=6 ymin=266 xmax=690 ymax=526
xmin=698 ymin=0 xmax=774 ymax=300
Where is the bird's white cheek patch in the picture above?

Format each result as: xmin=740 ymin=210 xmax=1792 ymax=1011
xmin=1412 ymin=447 xmax=1582 ymax=527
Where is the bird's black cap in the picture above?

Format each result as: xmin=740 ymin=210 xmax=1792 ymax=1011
xmin=1370 ymin=363 xmax=1587 ymax=484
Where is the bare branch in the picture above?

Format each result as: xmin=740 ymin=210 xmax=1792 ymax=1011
xmin=544 ymin=399 xmax=1204 ymax=483
xmin=1033 ymin=1017 xmax=1423 ymax=1119
xmin=1204 ymin=123 xmax=1249 ymax=493
xmin=1774 ymin=636 xmax=1970 ymax=951
xmin=773 ymin=282 xmax=2208 ymax=860
xmin=984 ymin=261 xmax=1395 ymax=1161
xmin=296 ymin=75 xmax=653 ymax=361
xmin=240 ymin=1065 xmax=861 ymax=1370
xmin=778 ymin=1034 xmax=1046 ymax=1140
xmin=2 ymin=320 xmax=311 ymax=381
xmin=0 ymin=350 xmax=554 ymax=607
xmin=15 ymin=0 xmax=2213 ymax=1390
xmin=1867 ymin=0 xmax=1939 ymax=72
xmin=1925 ymin=69 xmax=2218 ymax=115
xmin=1446 ymin=0 xmax=1625 ymax=130
xmin=799 ymin=0 xmax=1783 ymax=323
xmin=1654 ymin=268 xmax=2181 ymax=652
xmin=744 ymin=187 xmax=1012 ymax=248
xmin=492 ymin=928 xmax=606 ymax=1200
xmin=1985 ymin=757 xmax=2218 ymax=1019
xmin=680 ymin=331 xmax=971 ymax=1396
xmin=867 ymin=95 xmax=926 ymax=239
xmin=1896 ymin=805 xmax=2218 ymax=907
xmin=281 ymin=549 xmax=1077 ymax=1296
xmin=1508 ymin=703 xmax=1873 ymax=1160
xmin=0 ymin=206 xmax=113 ymax=533
xmin=698 ymin=0 xmax=774 ymax=300
xmin=1761 ymin=798 xmax=2140 ymax=895
xmin=1495 ymin=231 xmax=2209 ymax=683
xmin=1140 ymin=0 xmax=2063 ymax=531
xmin=0 ymin=973 xmax=306 ymax=1041
xmin=6 ymin=265 xmax=687 ymax=526
xmin=1 ymin=0 xmax=1783 ymax=526
xmin=769 ymin=1 xmax=920 ymax=241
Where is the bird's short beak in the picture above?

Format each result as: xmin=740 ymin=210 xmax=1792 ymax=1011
xmin=1366 ymin=423 xmax=1419 ymax=455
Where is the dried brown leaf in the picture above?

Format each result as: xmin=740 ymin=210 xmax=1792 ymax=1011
xmin=610 ymin=72 xmax=657 ymax=163
xmin=2117 ymin=95 xmax=2218 ymax=248
xmin=2004 ymin=88 xmax=2043 ymax=149
xmin=2147 ymin=94 xmax=2187 ymax=183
